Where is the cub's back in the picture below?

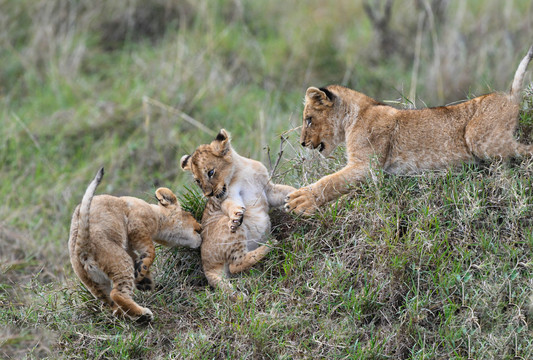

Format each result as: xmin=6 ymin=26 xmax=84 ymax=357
xmin=70 ymin=195 xmax=137 ymax=250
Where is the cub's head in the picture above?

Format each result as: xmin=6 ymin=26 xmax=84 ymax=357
xmin=154 ymin=187 xmax=202 ymax=248
xmin=180 ymin=129 xmax=234 ymax=200
xmin=301 ymin=86 xmax=339 ymax=157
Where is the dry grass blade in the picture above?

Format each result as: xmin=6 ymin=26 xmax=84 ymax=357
xmin=143 ymin=96 xmax=216 ymax=136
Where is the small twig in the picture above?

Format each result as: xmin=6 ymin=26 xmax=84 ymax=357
xmin=281 ymin=125 xmax=302 ymax=137
xmin=12 ymin=112 xmax=43 ymax=154
xmin=269 ymin=135 xmax=287 ymax=178
xmin=266 ymin=145 xmax=273 ymax=171
xmin=75 ymin=332 xmax=120 ymax=341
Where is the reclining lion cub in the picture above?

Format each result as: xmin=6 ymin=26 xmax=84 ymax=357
xmin=286 ymin=45 xmax=533 ymax=215
xmin=68 ymin=168 xmax=202 ymax=321
xmin=180 ymin=129 xmax=295 ymax=297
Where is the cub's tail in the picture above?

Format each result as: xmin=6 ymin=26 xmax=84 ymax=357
xmin=75 ymin=167 xmax=104 ymax=255
xmin=510 ymin=45 xmax=533 ymax=102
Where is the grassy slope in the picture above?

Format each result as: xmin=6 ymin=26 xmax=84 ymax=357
xmin=1 ymin=0 xmax=533 ymax=358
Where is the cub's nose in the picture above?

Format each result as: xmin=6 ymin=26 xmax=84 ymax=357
xmin=301 ymin=141 xmax=306 ymax=147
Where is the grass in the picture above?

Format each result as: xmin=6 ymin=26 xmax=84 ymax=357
xmin=1 ymin=0 xmax=533 ymax=359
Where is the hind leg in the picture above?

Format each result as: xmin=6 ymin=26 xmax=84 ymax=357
xmin=97 ymin=243 xmax=153 ymax=321
xmin=73 ymin=254 xmax=115 ymax=307
xmin=465 ymin=99 xmax=533 ymax=158
xmin=467 ymin=125 xmax=533 ymax=159
xmin=228 ymin=245 xmax=271 ymax=274
xmin=109 ymin=273 xmax=153 ymax=322
xmin=78 ymin=272 xmax=114 ymax=307
xmin=204 ymin=263 xmax=234 ymax=293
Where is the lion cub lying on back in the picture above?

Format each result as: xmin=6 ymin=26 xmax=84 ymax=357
xmin=286 ymin=45 xmax=533 ymax=215
xmin=68 ymin=168 xmax=202 ymax=321
xmin=181 ymin=129 xmax=295 ymax=296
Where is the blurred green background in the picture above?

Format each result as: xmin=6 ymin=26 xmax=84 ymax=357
xmin=2 ymin=0 xmax=531 ymax=243
xmin=1 ymin=0 xmax=532 ymax=358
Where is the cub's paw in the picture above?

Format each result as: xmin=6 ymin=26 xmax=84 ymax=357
xmin=136 ymin=308 xmax=154 ymax=323
xmin=136 ymin=275 xmax=154 ymax=292
xmin=284 ymin=188 xmax=318 ymax=216
xmin=228 ymin=206 xmax=246 ymax=232
xmin=113 ymin=306 xmax=154 ymax=322
xmin=134 ymin=256 xmax=151 ymax=282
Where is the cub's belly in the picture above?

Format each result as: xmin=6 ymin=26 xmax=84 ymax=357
xmin=384 ymin=129 xmax=472 ymax=174
xmin=242 ymin=208 xmax=271 ymax=251
xmin=384 ymin=149 xmax=472 ymax=174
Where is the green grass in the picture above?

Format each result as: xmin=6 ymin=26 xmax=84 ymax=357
xmin=1 ymin=0 xmax=533 ymax=359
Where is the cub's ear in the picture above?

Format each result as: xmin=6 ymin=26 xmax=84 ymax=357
xmin=180 ymin=155 xmax=192 ymax=171
xmin=155 ymin=188 xmax=180 ymax=208
xmin=306 ymin=87 xmax=334 ymax=107
xmin=211 ymin=129 xmax=231 ymax=156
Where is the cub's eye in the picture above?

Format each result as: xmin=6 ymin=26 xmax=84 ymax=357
xmin=305 ymin=117 xmax=312 ymax=127
xmin=207 ymin=169 xmax=215 ymax=178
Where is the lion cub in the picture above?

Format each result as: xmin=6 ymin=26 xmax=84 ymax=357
xmin=68 ymin=168 xmax=202 ymax=321
xmin=180 ymin=129 xmax=295 ymax=296
xmin=286 ymin=45 xmax=533 ymax=215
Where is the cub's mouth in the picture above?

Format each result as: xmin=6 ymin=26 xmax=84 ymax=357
xmin=302 ymin=141 xmax=325 ymax=153
xmin=310 ymin=142 xmax=325 ymax=152
xmin=215 ymin=184 xmax=227 ymax=199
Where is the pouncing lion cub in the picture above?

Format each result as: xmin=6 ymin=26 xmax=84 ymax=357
xmin=286 ymin=45 xmax=533 ymax=215
xmin=68 ymin=168 xmax=202 ymax=321
xmin=181 ymin=129 xmax=295 ymax=297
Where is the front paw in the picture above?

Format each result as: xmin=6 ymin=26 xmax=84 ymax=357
xmin=228 ymin=206 xmax=246 ymax=232
xmin=134 ymin=259 xmax=147 ymax=281
xmin=284 ymin=188 xmax=318 ymax=216
xmin=136 ymin=275 xmax=154 ymax=292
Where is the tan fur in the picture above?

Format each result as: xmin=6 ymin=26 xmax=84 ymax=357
xmin=68 ymin=168 xmax=202 ymax=321
xmin=181 ymin=130 xmax=295 ymax=297
xmin=286 ymin=45 xmax=533 ymax=215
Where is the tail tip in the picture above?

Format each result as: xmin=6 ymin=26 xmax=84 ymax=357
xmin=96 ymin=167 xmax=104 ymax=182
xmin=528 ymin=45 xmax=533 ymax=58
